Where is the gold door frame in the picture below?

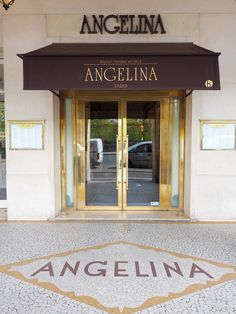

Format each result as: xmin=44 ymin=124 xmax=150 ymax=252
xmin=60 ymin=90 xmax=185 ymax=212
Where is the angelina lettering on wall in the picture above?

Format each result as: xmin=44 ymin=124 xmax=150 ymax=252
xmin=80 ymin=14 xmax=166 ymax=35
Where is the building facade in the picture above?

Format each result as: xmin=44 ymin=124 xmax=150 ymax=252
xmin=0 ymin=0 xmax=236 ymax=220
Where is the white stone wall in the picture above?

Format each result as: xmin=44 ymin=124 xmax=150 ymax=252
xmin=3 ymin=15 xmax=59 ymax=219
xmin=2 ymin=1 xmax=236 ymax=220
xmin=190 ymin=14 xmax=236 ymax=220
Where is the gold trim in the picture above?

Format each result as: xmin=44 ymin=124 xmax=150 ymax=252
xmin=118 ymin=100 xmax=123 ymax=209
xmin=77 ymin=100 xmax=86 ymax=208
xmin=159 ymin=98 xmax=169 ymax=208
xmin=60 ymin=99 xmax=66 ymax=210
xmin=168 ymin=97 xmax=173 ymax=208
xmin=72 ymin=96 xmax=77 ymax=210
xmin=74 ymin=206 xmax=182 ymax=211
xmin=179 ymin=97 xmax=185 ymax=210
xmin=0 ymin=241 xmax=236 ymax=314
xmin=61 ymin=91 xmax=185 ymax=212
xmin=121 ymin=98 xmax=127 ymax=209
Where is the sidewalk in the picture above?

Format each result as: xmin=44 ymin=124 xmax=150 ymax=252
xmin=0 ymin=222 xmax=236 ymax=313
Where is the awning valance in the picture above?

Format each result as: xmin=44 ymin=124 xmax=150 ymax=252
xmin=18 ymin=43 xmax=221 ymax=91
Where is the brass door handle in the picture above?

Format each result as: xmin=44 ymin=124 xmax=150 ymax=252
xmin=124 ymin=135 xmax=129 ymax=190
xmin=116 ymin=135 xmax=122 ymax=190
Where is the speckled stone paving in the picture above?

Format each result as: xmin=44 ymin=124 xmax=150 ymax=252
xmin=0 ymin=222 xmax=236 ymax=313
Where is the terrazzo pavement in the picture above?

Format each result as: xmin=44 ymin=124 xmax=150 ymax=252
xmin=0 ymin=222 xmax=236 ymax=313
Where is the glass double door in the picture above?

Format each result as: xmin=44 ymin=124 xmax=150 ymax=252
xmin=62 ymin=93 xmax=184 ymax=211
xmin=83 ymin=100 xmax=160 ymax=209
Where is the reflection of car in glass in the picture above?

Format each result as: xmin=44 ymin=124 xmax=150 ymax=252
xmin=90 ymin=138 xmax=103 ymax=168
xmin=128 ymin=141 xmax=152 ymax=168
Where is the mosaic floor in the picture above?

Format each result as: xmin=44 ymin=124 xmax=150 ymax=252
xmin=0 ymin=222 xmax=236 ymax=313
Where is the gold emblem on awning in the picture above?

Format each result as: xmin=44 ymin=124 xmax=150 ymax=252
xmin=205 ymin=80 xmax=214 ymax=88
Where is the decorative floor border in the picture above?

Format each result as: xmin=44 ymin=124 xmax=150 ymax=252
xmin=1 ymin=241 xmax=236 ymax=313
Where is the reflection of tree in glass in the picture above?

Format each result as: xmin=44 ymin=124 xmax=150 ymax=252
xmin=0 ymin=102 xmax=4 ymax=124
xmin=91 ymin=119 xmax=117 ymax=152
xmin=90 ymin=117 xmax=152 ymax=150
xmin=0 ymin=102 xmax=5 ymax=138
xmin=128 ymin=119 xmax=152 ymax=146
xmin=91 ymin=119 xmax=117 ymax=141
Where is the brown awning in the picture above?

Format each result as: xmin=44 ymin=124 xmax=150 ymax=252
xmin=18 ymin=43 xmax=221 ymax=91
